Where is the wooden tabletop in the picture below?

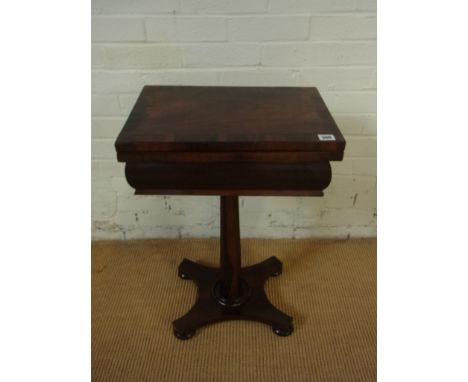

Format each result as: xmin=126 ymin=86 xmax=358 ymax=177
xmin=115 ymin=86 xmax=345 ymax=161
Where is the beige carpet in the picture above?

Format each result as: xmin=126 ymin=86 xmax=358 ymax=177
xmin=92 ymin=239 xmax=376 ymax=382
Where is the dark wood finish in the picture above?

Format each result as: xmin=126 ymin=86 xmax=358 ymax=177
xmin=135 ymin=189 xmax=324 ymax=197
xmin=115 ymin=86 xmax=345 ymax=159
xmin=173 ymin=197 xmax=293 ymax=339
xmin=173 ymin=257 xmax=293 ymax=339
xmin=220 ymin=196 xmax=241 ymax=301
xmin=125 ymin=161 xmax=332 ymax=196
xmin=117 ymin=150 xmax=343 ymax=163
xmin=114 ymin=86 xmax=346 ymax=339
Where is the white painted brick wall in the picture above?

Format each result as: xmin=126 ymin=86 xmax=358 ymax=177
xmin=181 ymin=0 xmax=269 ymax=14
xmin=145 ymin=17 xmax=228 ymax=42
xmin=227 ymin=16 xmax=309 ymax=41
xmin=309 ymin=16 xmax=376 ymax=41
xmin=268 ymin=0 xmax=355 ymax=13
xmin=92 ymin=17 xmax=145 ymax=42
xmin=92 ymin=0 xmax=377 ymax=240
xmin=261 ymin=42 xmax=376 ymax=66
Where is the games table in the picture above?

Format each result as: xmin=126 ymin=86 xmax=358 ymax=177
xmin=115 ymin=86 xmax=346 ymax=340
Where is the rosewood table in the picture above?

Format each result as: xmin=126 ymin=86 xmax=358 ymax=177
xmin=115 ymin=86 xmax=345 ymax=340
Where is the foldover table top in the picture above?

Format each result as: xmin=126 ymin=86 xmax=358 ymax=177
xmin=115 ymin=86 xmax=345 ymax=161
xmin=115 ymin=85 xmax=345 ymax=196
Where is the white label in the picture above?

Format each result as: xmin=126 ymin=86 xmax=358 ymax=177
xmin=318 ymin=134 xmax=336 ymax=141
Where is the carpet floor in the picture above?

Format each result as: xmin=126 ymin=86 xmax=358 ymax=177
xmin=92 ymin=239 xmax=376 ymax=382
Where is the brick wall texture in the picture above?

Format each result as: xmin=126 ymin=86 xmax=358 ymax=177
xmin=92 ymin=0 xmax=377 ymax=239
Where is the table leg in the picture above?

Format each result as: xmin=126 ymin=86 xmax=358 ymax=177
xmin=172 ymin=196 xmax=293 ymax=340
xmin=220 ymin=196 xmax=241 ymax=302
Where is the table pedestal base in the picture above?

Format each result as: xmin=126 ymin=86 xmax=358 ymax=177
xmin=173 ymin=256 xmax=293 ymax=340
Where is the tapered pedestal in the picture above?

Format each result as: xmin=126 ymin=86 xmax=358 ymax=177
xmin=172 ymin=196 xmax=293 ymax=340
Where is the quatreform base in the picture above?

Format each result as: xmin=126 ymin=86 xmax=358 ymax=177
xmin=173 ymin=256 xmax=293 ymax=340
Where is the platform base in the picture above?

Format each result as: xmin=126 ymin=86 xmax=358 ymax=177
xmin=172 ymin=256 xmax=293 ymax=339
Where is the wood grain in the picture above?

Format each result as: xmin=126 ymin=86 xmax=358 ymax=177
xmin=112 ymin=86 xmax=347 ymax=339
xmin=125 ymin=161 xmax=332 ymax=196
xmin=115 ymin=86 xmax=345 ymax=158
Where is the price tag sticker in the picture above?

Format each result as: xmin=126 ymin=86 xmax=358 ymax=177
xmin=318 ymin=134 xmax=336 ymax=141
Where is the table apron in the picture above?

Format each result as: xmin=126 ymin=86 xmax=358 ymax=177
xmin=124 ymin=161 xmax=332 ymax=196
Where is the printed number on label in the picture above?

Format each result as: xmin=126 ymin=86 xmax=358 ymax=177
xmin=318 ymin=134 xmax=336 ymax=141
